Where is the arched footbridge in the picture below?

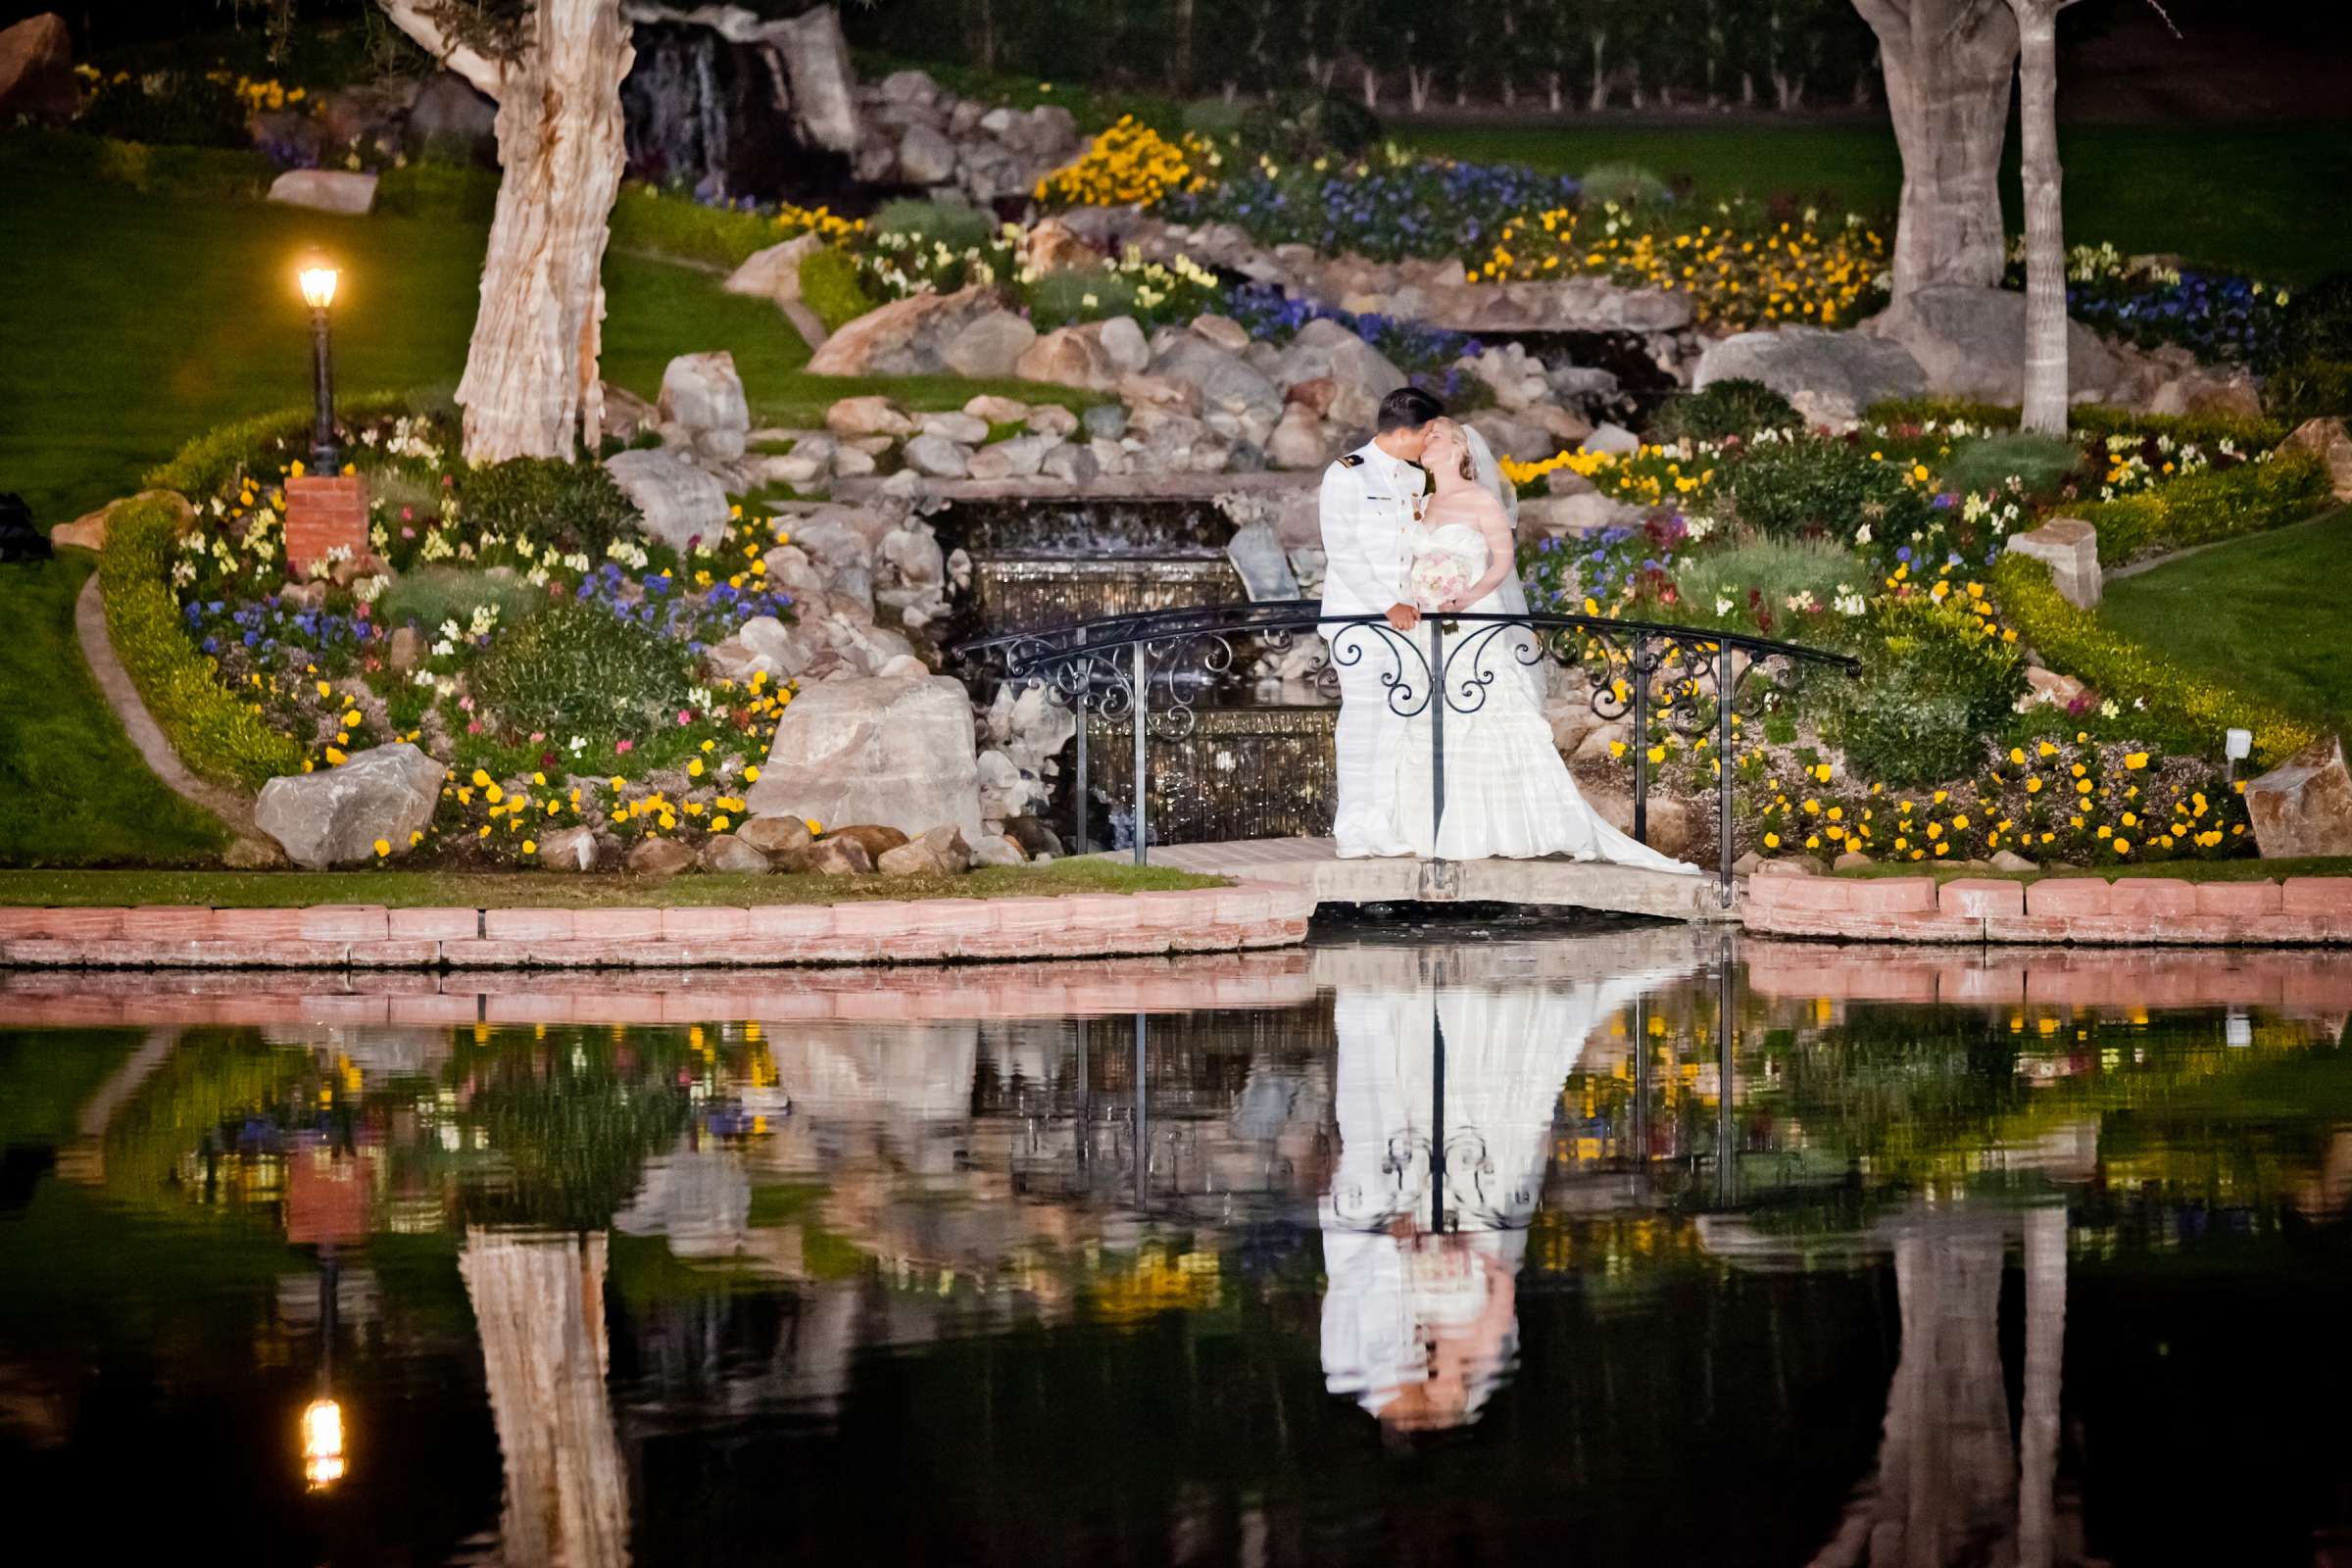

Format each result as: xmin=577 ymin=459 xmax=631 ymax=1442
xmin=958 ymin=600 xmax=1860 ymax=919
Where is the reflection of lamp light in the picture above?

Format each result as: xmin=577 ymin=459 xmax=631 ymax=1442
xmin=302 ymin=1396 xmax=346 ymax=1490
xmin=295 ymin=254 xmax=342 ymax=470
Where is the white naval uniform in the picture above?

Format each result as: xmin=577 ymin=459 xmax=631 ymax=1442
xmin=1319 ymin=439 xmax=1425 ymax=858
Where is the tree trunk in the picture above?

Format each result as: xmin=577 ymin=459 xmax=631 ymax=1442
xmin=1588 ymin=31 xmax=1609 ymax=111
xmin=1546 ymin=70 xmax=1564 ymax=112
xmin=1362 ymin=64 xmax=1380 ymax=108
xmin=460 ymin=0 xmax=631 ymax=465
xmin=1171 ymin=0 xmax=1195 ymax=93
xmin=2012 ymin=0 xmax=2069 ymax=434
xmin=1854 ymin=0 xmax=2020 ymax=310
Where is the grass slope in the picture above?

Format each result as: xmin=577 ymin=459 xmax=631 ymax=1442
xmin=1391 ymin=120 xmax=2352 ymax=283
xmin=0 ymin=858 xmax=1221 ymax=907
xmin=0 ymin=149 xmax=1089 ymax=867
xmin=2096 ymin=507 xmax=2352 ymax=735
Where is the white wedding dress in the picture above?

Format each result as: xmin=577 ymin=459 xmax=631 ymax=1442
xmin=1385 ymin=518 xmax=1701 ymax=873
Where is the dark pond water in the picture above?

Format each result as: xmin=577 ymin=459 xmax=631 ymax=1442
xmin=3 ymin=928 xmax=2349 ymax=1566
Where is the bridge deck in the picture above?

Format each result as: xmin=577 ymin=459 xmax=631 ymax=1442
xmin=1134 ymin=838 xmax=1739 ymax=923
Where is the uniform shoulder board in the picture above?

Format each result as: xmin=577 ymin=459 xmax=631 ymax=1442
xmin=1339 ymin=453 xmax=1366 ymax=466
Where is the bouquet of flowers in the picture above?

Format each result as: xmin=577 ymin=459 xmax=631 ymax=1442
xmin=1409 ymin=547 xmax=1475 ymax=611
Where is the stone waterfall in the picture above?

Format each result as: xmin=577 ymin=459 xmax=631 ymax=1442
xmin=617 ymin=2 xmax=861 ymax=204
xmin=938 ymin=494 xmax=1339 ymax=850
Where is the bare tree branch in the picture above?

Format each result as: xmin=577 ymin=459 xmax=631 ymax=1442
xmin=375 ymin=0 xmax=510 ymax=97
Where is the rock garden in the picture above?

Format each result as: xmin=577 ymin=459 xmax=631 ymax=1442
xmin=15 ymin=3 xmax=2352 ymax=895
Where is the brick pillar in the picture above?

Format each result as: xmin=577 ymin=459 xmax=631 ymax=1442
xmin=284 ymin=473 xmax=370 ymax=577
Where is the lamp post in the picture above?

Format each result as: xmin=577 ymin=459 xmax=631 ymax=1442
xmin=297 ymin=257 xmax=342 ymax=472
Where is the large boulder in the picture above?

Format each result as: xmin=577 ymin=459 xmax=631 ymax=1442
xmin=806 ymin=285 xmax=1004 ymax=375
xmin=1271 ymin=318 xmax=1406 ymax=432
xmin=723 ymin=231 xmax=826 ymax=305
xmin=405 ymin=70 xmax=496 ymax=154
xmin=2281 ymin=416 xmax=2352 ymax=503
xmin=942 ymin=310 xmax=1038 ymax=378
xmin=1013 ymin=317 xmax=1151 ymax=390
xmin=2245 ymin=735 xmax=2352 ymax=858
xmin=1691 ymin=325 xmax=1930 ymax=422
xmin=0 ymin=13 xmax=75 ymax=123
xmin=1151 ymin=335 xmax=1284 ymax=444
xmin=742 ymin=673 xmax=984 ymax=839
xmin=658 ymin=351 xmax=751 ymax=459
xmin=603 ymin=449 xmax=730 ymax=552
xmin=1863 ymin=287 xmax=2123 ymax=405
xmin=773 ymin=1 xmax=864 ymax=153
xmin=2006 ymin=517 xmax=2102 ymax=607
xmin=254 ymin=744 xmax=444 ymax=869
xmin=267 ymin=170 xmax=378 ymax=216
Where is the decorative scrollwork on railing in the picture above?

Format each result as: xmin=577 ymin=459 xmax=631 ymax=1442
xmin=951 ymin=598 xmax=1859 ymax=903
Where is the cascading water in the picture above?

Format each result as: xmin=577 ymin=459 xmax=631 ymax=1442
xmin=939 ymin=496 xmax=1339 ymax=850
xmin=620 ymin=23 xmax=858 ymax=206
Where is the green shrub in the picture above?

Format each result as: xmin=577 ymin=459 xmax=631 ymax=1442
xmin=870 ymin=197 xmax=995 ymax=252
xmin=2268 ymin=359 xmax=2352 ymax=424
xmin=2070 ymin=402 xmax=2289 ymax=452
xmin=0 ymin=126 xmax=272 ymax=198
xmin=1941 ymin=431 xmax=2083 ymax=502
xmin=609 ymin=182 xmax=788 ymax=269
xmin=1720 ymin=436 xmax=1929 ymax=542
xmin=1238 ymin=89 xmax=1381 ymax=159
xmin=1654 ymin=378 xmax=1800 ymax=442
xmin=2280 ymin=269 xmax=2352 ymax=367
xmin=376 ymin=567 xmax=547 ymax=633
xmin=144 ymin=390 xmax=418 ymax=498
xmin=1992 ymin=554 xmax=2317 ymax=766
xmin=2076 ymin=451 xmax=2330 ymax=564
xmin=453 ymin=457 xmax=642 ymax=558
xmin=1180 ymin=98 xmax=1248 ymax=135
xmin=1671 ymin=536 xmax=1871 ymax=639
xmin=798 ymin=245 xmax=878 ymax=331
xmin=376 ymin=158 xmax=500 ymax=223
xmin=1580 ymin=161 xmax=1671 ymax=207
xmin=98 ymin=497 xmax=305 ymax=790
xmin=73 ymin=71 xmax=251 ymax=149
xmin=468 ymin=601 xmax=700 ymax=744
xmin=1835 ymin=595 xmax=2023 ymax=789
xmin=1861 ymin=395 xmax=2021 ymax=430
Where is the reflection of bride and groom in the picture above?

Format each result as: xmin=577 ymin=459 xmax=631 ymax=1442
xmin=1318 ymin=964 xmax=1672 ymax=1433
xmin=1317 ymin=388 xmax=1698 ymax=872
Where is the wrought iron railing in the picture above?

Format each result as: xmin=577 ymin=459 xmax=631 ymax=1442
xmin=957 ymin=600 xmax=1860 ymax=906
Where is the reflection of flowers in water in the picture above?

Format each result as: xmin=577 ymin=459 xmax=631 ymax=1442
xmin=1086 ymin=1243 xmax=1222 ymax=1325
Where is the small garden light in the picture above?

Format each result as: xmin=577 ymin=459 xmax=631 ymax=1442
xmin=2225 ymin=727 xmax=2252 ymax=780
xmin=296 ymin=255 xmax=342 ymax=471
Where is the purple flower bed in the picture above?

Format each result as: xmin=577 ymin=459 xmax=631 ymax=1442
xmin=1169 ymin=157 xmax=1582 ymax=265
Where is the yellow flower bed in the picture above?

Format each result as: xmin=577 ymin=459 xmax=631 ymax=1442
xmin=1479 ymin=203 xmax=1888 ymax=331
xmin=1035 ymin=115 xmax=1214 ymax=208
xmin=773 ymin=202 xmax=862 ymax=245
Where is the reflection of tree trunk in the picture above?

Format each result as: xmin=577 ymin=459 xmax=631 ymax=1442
xmin=1880 ymin=1230 xmax=2016 ymax=1566
xmin=61 ymin=1026 xmax=181 ymax=1184
xmin=462 ymin=1229 xmax=629 ymax=1568
xmin=2017 ymin=1205 xmax=2067 ymax=1568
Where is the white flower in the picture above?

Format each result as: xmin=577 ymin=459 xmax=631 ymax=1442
xmin=2100 ymin=699 xmax=2121 ymax=719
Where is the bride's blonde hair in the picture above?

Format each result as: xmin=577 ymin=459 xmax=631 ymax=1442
xmin=1432 ymin=418 xmax=1477 ymax=482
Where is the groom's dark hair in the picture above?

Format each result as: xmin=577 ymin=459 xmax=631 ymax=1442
xmin=1375 ymin=387 xmax=1446 ymax=433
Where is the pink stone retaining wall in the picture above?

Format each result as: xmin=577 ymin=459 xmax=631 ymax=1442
xmin=1742 ymin=872 xmax=2352 ymax=946
xmin=0 ymin=881 xmax=1315 ymax=970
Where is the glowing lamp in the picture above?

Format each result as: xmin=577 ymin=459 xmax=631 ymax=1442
xmin=297 ymin=262 xmax=340 ymax=312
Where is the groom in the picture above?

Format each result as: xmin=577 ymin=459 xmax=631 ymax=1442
xmin=1320 ymin=387 xmax=1445 ymax=859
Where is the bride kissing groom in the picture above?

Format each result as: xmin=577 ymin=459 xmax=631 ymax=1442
xmin=1316 ymin=388 xmax=1697 ymax=874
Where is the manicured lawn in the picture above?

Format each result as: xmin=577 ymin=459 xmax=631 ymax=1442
xmin=1393 ymin=119 xmax=2352 ymax=283
xmin=0 ymin=143 xmax=1094 ymax=868
xmin=2097 ymin=507 xmax=2352 ymax=734
xmin=0 ymin=858 xmax=1221 ymax=908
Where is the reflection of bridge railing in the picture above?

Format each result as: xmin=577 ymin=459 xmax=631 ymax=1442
xmin=957 ymin=600 xmax=1861 ymax=906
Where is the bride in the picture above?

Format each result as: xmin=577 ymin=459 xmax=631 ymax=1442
xmin=1384 ymin=419 xmax=1700 ymax=872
